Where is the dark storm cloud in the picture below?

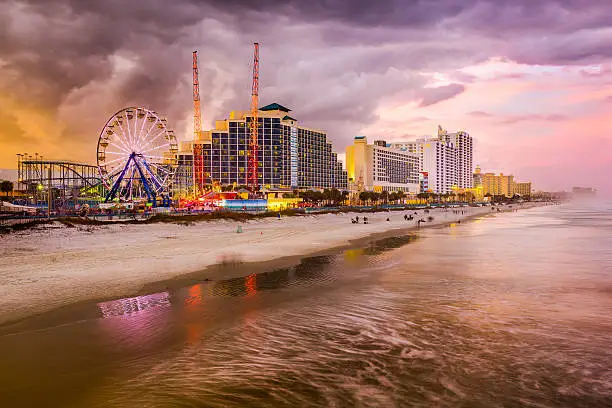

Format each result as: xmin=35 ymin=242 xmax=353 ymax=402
xmin=1 ymin=0 xmax=611 ymax=163
xmin=205 ymin=0 xmax=468 ymax=28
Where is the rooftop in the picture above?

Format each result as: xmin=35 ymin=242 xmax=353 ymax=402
xmin=260 ymin=103 xmax=291 ymax=112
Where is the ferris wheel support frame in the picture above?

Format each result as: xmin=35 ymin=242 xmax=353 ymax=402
xmin=96 ymin=107 xmax=178 ymax=204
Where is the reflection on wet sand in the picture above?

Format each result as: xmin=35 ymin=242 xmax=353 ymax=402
xmin=98 ymin=291 xmax=171 ymax=318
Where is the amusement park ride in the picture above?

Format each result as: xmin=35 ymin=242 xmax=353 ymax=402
xmin=247 ymin=42 xmax=260 ymax=191
xmin=192 ymin=50 xmax=206 ymax=197
xmin=96 ymin=107 xmax=178 ymax=205
xmin=16 ymin=43 xmax=264 ymax=210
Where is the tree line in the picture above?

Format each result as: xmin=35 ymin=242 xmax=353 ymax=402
xmin=0 ymin=180 xmax=13 ymax=197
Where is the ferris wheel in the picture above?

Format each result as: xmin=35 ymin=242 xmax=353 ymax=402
xmin=97 ymin=107 xmax=178 ymax=202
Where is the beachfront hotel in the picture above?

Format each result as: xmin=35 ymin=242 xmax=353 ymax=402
xmin=345 ymin=136 xmax=420 ymax=193
xmin=513 ymin=181 xmax=532 ymax=197
xmin=416 ymin=137 xmax=458 ymax=194
xmin=389 ymin=126 xmax=474 ymax=194
xmin=175 ymin=103 xmax=347 ymax=195
xmin=438 ymin=128 xmax=473 ymax=189
xmin=475 ymin=168 xmax=532 ymax=197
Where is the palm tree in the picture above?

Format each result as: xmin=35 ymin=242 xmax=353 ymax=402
xmin=396 ymin=190 xmax=406 ymax=204
xmin=380 ymin=190 xmax=389 ymax=205
xmin=371 ymin=192 xmax=381 ymax=206
xmin=340 ymin=190 xmax=349 ymax=205
xmin=359 ymin=191 xmax=369 ymax=205
xmin=0 ymin=180 xmax=13 ymax=197
xmin=326 ymin=188 xmax=341 ymax=205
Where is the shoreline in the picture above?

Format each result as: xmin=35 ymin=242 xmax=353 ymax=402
xmin=0 ymin=202 xmax=551 ymax=328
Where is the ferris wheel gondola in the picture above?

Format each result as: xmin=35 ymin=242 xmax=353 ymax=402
xmin=97 ymin=107 xmax=178 ymax=203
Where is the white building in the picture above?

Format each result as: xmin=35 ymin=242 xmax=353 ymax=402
xmin=388 ymin=141 xmax=418 ymax=154
xmin=438 ymin=127 xmax=473 ymax=188
xmin=417 ymin=137 xmax=457 ymax=194
xmin=388 ymin=126 xmax=473 ymax=194
xmin=346 ymin=137 xmax=420 ymax=193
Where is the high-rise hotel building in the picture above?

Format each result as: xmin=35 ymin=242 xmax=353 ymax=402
xmin=438 ymin=129 xmax=473 ymax=188
xmin=477 ymin=169 xmax=532 ymax=198
xmin=416 ymin=137 xmax=458 ymax=194
xmin=345 ymin=137 xmax=420 ymax=193
xmin=389 ymin=126 xmax=473 ymax=194
xmin=176 ymin=103 xmax=347 ymax=194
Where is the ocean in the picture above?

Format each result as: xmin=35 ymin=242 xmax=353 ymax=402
xmin=1 ymin=201 xmax=611 ymax=407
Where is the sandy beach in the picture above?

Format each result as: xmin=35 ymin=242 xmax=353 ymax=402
xmin=0 ymin=204 xmax=542 ymax=325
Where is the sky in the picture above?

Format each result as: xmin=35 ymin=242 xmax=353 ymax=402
xmin=0 ymin=0 xmax=611 ymax=195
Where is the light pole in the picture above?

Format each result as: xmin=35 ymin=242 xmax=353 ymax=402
xmin=47 ymin=166 xmax=52 ymax=220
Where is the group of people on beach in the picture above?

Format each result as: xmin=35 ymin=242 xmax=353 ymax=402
xmin=350 ymin=211 xmax=433 ymax=227
xmin=351 ymin=216 xmax=369 ymax=224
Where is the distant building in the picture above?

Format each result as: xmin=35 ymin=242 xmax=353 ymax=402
xmin=176 ymin=103 xmax=347 ymax=195
xmin=482 ymin=173 xmax=500 ymax=196
xmin=416 ymin=137 xmax=457 ymax=194
xmin=419 ymin=172 xmax=429 ymax=193
xmin=473 ymin=165 xmax=483 ymax=188
xmin=482 ymin=173 xmax=513 ymax=197
xmin=572 ymin=187 xmax=597 ymax=197
xmin=499 ymin=174 xmax=514 ymax=197
xmin=345 ymin=136 xmax=420 ymax=193
xmin=388 ymin=141 xmax=418 ymax=154
xmin=437 ymin=127 xmax=473 ymax=188
xmin=513 ymin=182 xmax=532 ymax=197
xmin=479 ymin=171 xmax=531 ymax=198
xmin=389 ymin=125 xmax=473 ymax=194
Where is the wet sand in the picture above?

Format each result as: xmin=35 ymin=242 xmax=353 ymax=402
xmin=0 ymin=203 xmax=545 ymax=327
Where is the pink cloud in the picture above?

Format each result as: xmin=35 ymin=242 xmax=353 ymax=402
xmin=468 ymin=111 xmax=492 ymax=117
xmin=499 ymin=114 xmax=568 ymax=124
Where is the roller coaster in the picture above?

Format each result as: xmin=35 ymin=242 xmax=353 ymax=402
xmin=16 ymin=154 xmax=105 ymax=207
xmin=14 ymin=107 xmax=178 ymax=208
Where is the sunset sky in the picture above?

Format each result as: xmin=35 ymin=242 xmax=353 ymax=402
xmin=0 ymin=0 xmax=610 ymax=195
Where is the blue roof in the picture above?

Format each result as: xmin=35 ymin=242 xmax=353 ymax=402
xmin=260 ymin=103 xmax=291 ymax=112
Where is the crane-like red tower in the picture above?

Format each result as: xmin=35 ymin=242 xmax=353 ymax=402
xmin=247 ymin=42 xmax=260 ymax=190
xmin=192 ymin=50 xmax=204 ymax=196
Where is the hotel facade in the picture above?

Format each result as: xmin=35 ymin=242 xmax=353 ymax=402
xmin=475 ymin=167 xmax=532 ymax=198
xmin=175 ymin=103 xmax=347 ymax=195
xmin=345 ymin=137 xmax=420 ymax=193
xmin=416 ymin=138 xmax=458 ymax=194
xmin=389 ymin=126 xmax=474 ymax=194
xmin=439 ymin=129 xmax=473 ymax=189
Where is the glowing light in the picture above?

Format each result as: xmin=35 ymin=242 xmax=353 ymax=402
xmin=245 ymin=274 xmax=257 ymax=296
